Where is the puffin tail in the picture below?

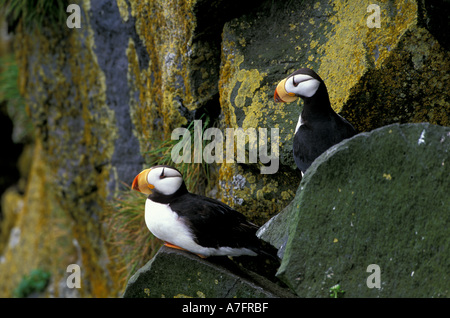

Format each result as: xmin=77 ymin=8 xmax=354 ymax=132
xmin=251 ymin=240 xmax=280 ymax=261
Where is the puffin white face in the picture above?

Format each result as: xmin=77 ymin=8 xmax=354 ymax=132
xmin=147 ymin=166 xmax=183 ymax=195
xmin=284 ymin=74 xmax=321 ymax=98
xmin=274 ymin=69 xmax=323 ymax=103
xmin=132 ymin=166 xmax=183 ymax=196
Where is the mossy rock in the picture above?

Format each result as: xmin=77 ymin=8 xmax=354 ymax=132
xmin=123 ymin=246 xmax=294 ymax=298
xmin=263 ymin=123 xmax=449 ymax=297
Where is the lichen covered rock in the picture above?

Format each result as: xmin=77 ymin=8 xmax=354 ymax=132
xmin=1 ymin=0 xmax=449 ymax=298
xmin=216 ymin=0 xmax=449 ymax=222
xmin=0 ymin=141 xmax=79 ymax=297
xmin=269 ymin=123 xmax=449 ymax=297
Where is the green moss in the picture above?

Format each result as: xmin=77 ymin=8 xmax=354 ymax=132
xmin=13 ymin=268 xmax=51 ymax=297
xmin=277 ymin=123 xmax=450 ymax=297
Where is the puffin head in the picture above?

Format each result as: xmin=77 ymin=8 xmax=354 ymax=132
xmin=274 ymin=68 xmax=323 ymax=103
xmin=132 ymin=165 xmax=184 ymax=196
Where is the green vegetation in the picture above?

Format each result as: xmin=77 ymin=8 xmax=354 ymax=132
xmin=106 ymin=185 xmax=162 ymax=287
xmin=0 ymin=53 xmax=33 ymax=143
xmin=0 ymin=0 xmax=69 ymax=31
xmin=329 ymin=284 xmax=345 ymax=298
xmin=145 ymin=115 xmax=212 ymax=194
xmin=13 ymin=268 xmax=51 ymax=297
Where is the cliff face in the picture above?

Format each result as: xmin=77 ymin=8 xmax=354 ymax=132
xmin=0 ymin=0 xmax=448 ymax=297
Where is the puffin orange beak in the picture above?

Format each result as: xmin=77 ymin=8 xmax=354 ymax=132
xmin=274 ymin=78 xmax=298 ymax=103
xmin=274 ymin=88 xmax=284 ymax=103
xmin=132 ymin=168 xmax=154 ymax=195
xmin=131 ymin=174 xmax=141 ymax=192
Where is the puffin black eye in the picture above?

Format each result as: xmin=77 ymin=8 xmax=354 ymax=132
xmin=160 ymin=168 xmax=166 ymax=179
xmin=292 ymin=76 xmax=298 ymax=87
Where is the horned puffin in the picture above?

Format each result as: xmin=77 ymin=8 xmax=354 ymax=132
xmin=132 ymin=165 xmax=267 ymax=258
xmin=274 ymin=68 xmax=357 ymax=175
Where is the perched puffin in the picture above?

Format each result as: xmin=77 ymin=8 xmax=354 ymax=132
xmin=274 ymin=68 xmax=357 ymax=175
xmin=132 ymin=165 xmax=268 ymax=258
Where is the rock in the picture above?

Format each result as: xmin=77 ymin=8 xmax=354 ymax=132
xmin=123 ymin=246 xmax=295 ymax=298
xmin=256 ymin=185 xmax=301 ymax=259
xmin=265 ymin=123 xmax=449 ymax=297
xmin=216 ymin=0 xmax=450 ymax=221
xmin=4 ymin=0 xmax=449 ymax=297
xmin=0 ymin=141 xmax=78 ymax=297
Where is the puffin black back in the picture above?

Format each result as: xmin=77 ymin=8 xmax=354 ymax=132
xmin=169 ymin=192 xmax=263 ymax=252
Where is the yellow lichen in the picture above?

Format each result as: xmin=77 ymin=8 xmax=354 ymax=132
xmin=7 ymin=0 xmax=128 ymax=297
xmin=174 ymin=293 xmax=193 ymax=298
xmin=0 ymin=141 xmax=77 ymax=297
xmin=217 ymin=22 xmax=301 ymax=223
xmin=318 ymin=0 xmax=418 ymax=113
xmin=116 ymin=0 xmax=129 ymax=22
xmin=129 ymin=0 xmax=200 ymax=144
xmin=196 ymin=291 xmax=206 ymax=298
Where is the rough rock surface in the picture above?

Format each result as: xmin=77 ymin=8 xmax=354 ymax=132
xmin=260 ymin=123 xmax=449 ymax=297
xmin=217 ymin=0 xmax=450 ymax=220
xmin=1 ymin=0 xmax=449 ymax=297
xmin=123 ymin=246 xmax=294 ymax=298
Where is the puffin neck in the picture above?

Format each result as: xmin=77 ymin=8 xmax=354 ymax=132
xmin=148 ymin=182 xmax=189 ymax=204
xmin=301 ymin=84 xmax=333 ymax=118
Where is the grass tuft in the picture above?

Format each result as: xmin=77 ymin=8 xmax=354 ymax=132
xmin=104 ymin=183 xmax=162 ymax=288
xmin=144 ymin=115 xmax=212 ymax=194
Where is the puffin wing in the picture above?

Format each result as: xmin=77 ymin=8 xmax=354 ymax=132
xmin=168 ymin=193 xmax=260 ymax=251
xmin=334 ymin=113 xmax=357 ymax=139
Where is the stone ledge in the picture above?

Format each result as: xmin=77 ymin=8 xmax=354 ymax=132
xmin=123 ymin=246 xmax=295 ymax=298
xmin=261 ymin=123 xmax=450 ymax=297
